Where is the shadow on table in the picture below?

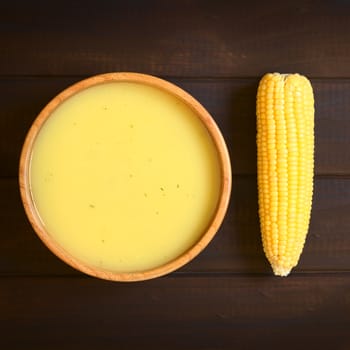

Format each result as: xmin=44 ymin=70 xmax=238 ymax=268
xmin=226 ymin=80 xmax=269 ymax=274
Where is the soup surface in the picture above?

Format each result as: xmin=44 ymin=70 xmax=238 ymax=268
xmin=30 ymin=81 xmax=221 ymax=272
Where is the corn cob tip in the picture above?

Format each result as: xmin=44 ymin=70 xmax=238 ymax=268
xmin=271 ymin=264 xmax=292 ymax=277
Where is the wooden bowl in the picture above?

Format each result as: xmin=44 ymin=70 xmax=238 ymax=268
xmin=19 ymin=72 xmax=231 ymax=281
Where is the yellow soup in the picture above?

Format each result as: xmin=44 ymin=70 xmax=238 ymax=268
xmin=30 ymin=81 xmax=221 ymax=273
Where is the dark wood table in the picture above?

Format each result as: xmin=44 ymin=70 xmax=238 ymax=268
xmin=1 ymin=1 xmax=350 ymax=348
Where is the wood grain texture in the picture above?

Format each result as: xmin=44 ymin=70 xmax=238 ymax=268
xmin=1 ymin=0 xmax=350 ymax=77
xmin=1 ymin=0 xmax=350 ymax=347
xmin=0 ymin=275 xmax=349 ymax=349
xmin=2 ymin=177 xmax=350 ymax=275
xmin=2 ymin=77 xmax=350 ymax=177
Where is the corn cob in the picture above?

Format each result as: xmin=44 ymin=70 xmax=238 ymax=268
xmin=256 ymin=73 xmax=314 ymax=276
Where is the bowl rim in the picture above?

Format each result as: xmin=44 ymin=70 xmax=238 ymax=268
xmin=19 ymin=72 xmax=232 ymax=282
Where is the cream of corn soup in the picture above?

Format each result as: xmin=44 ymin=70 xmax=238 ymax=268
xmin=29 ymin=81 xmax=222 ymax=272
